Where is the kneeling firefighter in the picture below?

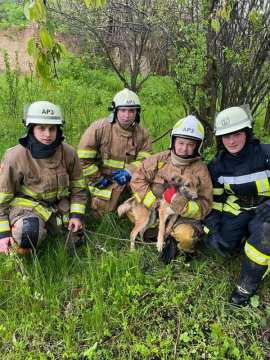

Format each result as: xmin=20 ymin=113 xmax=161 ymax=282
xmin=0 ymin=101 xmax=87 ymax=254
xmin=204 ymin=105 xmax=270 ymax=305
xmin=130 ymin=116 xmax=213 ymax=262
xmin=77 ymin=88 xmax=151 ymax=217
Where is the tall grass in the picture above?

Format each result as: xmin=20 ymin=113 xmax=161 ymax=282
xmin=0 ymin=54 xmax=270 ymax=359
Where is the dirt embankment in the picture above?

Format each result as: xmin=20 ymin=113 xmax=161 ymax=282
xmin=0 ymin=25 xmax=79 ymax=73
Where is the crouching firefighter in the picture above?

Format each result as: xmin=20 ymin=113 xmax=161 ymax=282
xmin=130 ymin=116 xmax=213 ymax=263
xmin=204 ymin=105 xmax=270 ymax=306
xmin=0 ymin=101 xmax=87 ymax=254
xmin=78 ymin=88 xmax=151 ymax=216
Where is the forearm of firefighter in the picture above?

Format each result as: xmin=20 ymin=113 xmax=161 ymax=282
xmin=130 ymin=158 xmax=158 ymax=209
xmin=69 ymin=155 xmax=88 ymax=220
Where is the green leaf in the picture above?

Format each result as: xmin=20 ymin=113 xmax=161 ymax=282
xmin=220 ymin=5 xmax=231 ymax=22
xmin=82 ymin=342 xmax=98 ymax=359
xmin=23 ymin=1 xmax=31 ymax=20
xmin=250 ymin=295 xmax=260 ymax=308
xmin=180 ymin=332 xmax=191 ymax=343
xmin=39 ymin=26 xmax=54 ymax=49
xmin=27 ymin=38 xmax=36 ymax=57
xmin=36 ymin=53 xmax=50 ymax=79
xmin=211 ymin=19 xmax=220 ymax=33
xmin=84 ymin=0 xmax=106 ymax=8
xmin=27 ymin=0 xmax=46 ymax=22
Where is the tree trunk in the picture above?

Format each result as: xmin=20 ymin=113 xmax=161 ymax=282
xmin=263 ymin=97 xmax=270 ymax=131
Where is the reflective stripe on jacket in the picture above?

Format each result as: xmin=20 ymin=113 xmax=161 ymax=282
xmin=204 ymin=140 xmax=270 ymax=233
xmin=78 ymin=118 xmax=151 ymax=199
xmin=0 ymin=143 xmax=87 ymax=238
xmin=130 ymin=150 xmax=213 ymax=220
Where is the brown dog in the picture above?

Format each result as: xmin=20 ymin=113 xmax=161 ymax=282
xmin=156 ymin=175 xmax=199 ymax=252
xmin=117 ymin=174 xmax=199 ymax=251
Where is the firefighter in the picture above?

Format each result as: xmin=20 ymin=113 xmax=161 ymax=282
xmin=130 ymin=115 xmax=213 ymax=262
xmin=204 ymin=105 xmax=270 ymax=306
xmin=0 ymin=101 xmax=87 ymax=254
xmin=78 ymin=88 xmax=151 ymax=216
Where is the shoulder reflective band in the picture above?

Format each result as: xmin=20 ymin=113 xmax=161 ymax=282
xmin=103 ymin=159 xmax=125 ymax=169
xmin=131 ymin=160 xmax=142 ymax=168
xmin=77 ymin=149 xmax=97 ymax=159
xmin=143 ymin=191 xmax=156 ymax=208
xmin=70 ymin=178 xmax=86 ymax=189
xmin=83 ymin=164 xmax=99 ymax=176
xmin=88 ymin=186 xmax=112 ymax=200
xmin=245 ymin=242 xmax=270 ymax=278
xmin=182 ymin=201 xmax=200 ymax=218
xmin=137 ymin=151 xmax=151 ymax=160
xmin=0 ymin=220 xmax=10 ymax=233
xmin=256 ymin=178 xmax=270 ymax=196
xmin=0 ymin=192 xmax=13 ymax=204
xmin=212 ymin=202 xmax=223 ymax=211
xmin=218 ymin=170 xmax=270 ymax=185
xmin=213 ymin=188 xmax=224 ymax=195
xmin=70 ymin=203 xmax=86 ymax=215
xmin=10 ymin=197 xmax=52 ymax=221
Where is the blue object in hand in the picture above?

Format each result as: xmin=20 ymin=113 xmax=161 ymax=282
xmin=112 ymin=169 xmax=131 ymax=185
xmin=96 ymin=177 xmax=112 ymax=189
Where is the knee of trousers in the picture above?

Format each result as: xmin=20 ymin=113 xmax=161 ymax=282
xmin=11 ymin=216 xmax=47 ymax=248
xmin=171 ymin=223 xmax=196 ymax=253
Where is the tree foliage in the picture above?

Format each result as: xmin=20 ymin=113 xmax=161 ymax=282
xmin=23 ymin=0 xmax=105 ymax=80
xmin=169 ymin=0 xmax=270 ymax=142
xmin=47 ymin=0 xmax=173 ymax=91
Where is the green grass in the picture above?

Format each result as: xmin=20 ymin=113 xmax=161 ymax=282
xmin=0 ymin=1 xmax=28 ymax=30
xmin=0 ymin=55 xmax=270 ymax=358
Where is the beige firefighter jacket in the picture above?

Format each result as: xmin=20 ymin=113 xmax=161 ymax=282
xmin=0 ymin=143 xmax=87 ymax=238
xmin=78 ymin=118 xmax=151 ymax=200
xmin=130 ymin=150 xmax=213 ymax=220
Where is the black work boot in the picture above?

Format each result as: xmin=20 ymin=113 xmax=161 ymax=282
xmin=229 ymin=286 xmax=253 ymax=306
xmin=229 ymin=257 xmax=267 ymax=306
xmin=160 ymin=236 xmax=178 ymax=264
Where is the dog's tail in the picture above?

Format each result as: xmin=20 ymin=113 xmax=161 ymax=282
xmin=117 ymin=198 xmax=134 ymax=218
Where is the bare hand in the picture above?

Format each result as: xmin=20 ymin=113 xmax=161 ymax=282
xmin=0 ymin=237 xmax=14 ymax=254
xmin=68 ymin=218 xmax=83 ymax=232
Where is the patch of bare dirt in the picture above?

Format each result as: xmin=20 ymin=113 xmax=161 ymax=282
xmin=0 ymin=24 xmax=80 ymax=73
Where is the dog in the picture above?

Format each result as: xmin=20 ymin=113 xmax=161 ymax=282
xmin=117 ymin=174 xmax=199 ymax=252
xmin=156 ymin=175 xmax=199 ymax=253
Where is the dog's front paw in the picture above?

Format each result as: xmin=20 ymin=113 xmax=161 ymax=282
xmin=156 ymin=239 xmax=164 ymax=253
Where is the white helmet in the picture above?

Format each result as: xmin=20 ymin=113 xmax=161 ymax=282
xmin=113 ymin=88 xmax=140 ymax=109
xmin=214 ymin=105 xmax=252 ymax=136
xmin=109 ymin=88 xmax=141 ymax=123
xmin=24 ymin=101 xmax=64 ymax=127
xmin=171 ymin=115 xmax=205 ymax=154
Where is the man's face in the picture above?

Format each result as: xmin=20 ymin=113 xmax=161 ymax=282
xmin=221 ymin=131 xmax=247 ymax=155
xmin=33 ymin=124 xmax=57 ymax=145
xmin=174 ymin=137 xmax=198 ymax=157
xmin=117 ymin=108 xmax=137 ymax=127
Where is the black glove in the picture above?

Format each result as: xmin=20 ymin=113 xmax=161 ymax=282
xmin=256 ymin=201 xmax=270 ymax=223
xmin=204 ymin=232 xmax=229 ymax=257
